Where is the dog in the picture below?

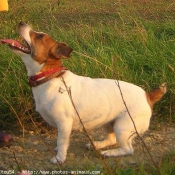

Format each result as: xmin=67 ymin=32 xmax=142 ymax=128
xmin=1 ymin=22 xmax=166 ymax=164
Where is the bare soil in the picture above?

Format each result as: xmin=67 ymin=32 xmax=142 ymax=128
xmin=0 ymin=123 xmax=175 ymax=174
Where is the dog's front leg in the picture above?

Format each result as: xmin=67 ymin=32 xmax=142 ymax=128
xmin=50 ymin=119 xmax=73 ymax=164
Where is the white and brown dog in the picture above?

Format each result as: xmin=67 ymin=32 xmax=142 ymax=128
xmin=1 ymin=22 xmax=166 ymax=164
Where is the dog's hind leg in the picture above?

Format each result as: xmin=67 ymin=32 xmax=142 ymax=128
xmin=86 ymin=122 xmax=116 ymax=150
xmin=101 ymin=120 xmax=135 ymax=157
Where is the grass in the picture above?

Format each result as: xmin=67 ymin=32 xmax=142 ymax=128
xmin=0 ymin=0 xmax=175 ymax=174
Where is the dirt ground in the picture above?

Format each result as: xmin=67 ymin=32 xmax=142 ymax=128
xmin=0 ymin=122 xmax=175 ymax=174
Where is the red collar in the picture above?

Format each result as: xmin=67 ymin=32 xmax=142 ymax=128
xmin=28 ymin=67 xmax=67 ymax=87
xmin=29 ymin=67 xmax=67 ymax=81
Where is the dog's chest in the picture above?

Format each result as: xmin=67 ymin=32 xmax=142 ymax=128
xmin=31 ymin=84 xmax=61 ymax=127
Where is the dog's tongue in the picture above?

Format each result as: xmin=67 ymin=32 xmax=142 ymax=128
xmin=1 ymin=39 xmax=22 ymax=47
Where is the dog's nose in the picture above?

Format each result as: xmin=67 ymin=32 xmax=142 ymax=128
xmin=19 ymin=21 xmax=26 ymax=26
xmin=18 ymin=21 xmax=29 ymax=30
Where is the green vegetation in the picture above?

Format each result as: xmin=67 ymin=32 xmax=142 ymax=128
xmin=0 ymin=0 xmax=175 ymax=174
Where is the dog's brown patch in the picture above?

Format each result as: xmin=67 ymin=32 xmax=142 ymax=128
xmin=29 ymin=31 xmax=73 ymax=72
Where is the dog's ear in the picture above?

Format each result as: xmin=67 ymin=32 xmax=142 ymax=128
xmin=50 ymin=42 xmax=73 ymax=59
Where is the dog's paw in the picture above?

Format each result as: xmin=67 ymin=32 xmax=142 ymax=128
xmin=101 ymin=149 xmax=121 ymax=157
xmin=101 ymin=150 xmax=112 ymax=157
xmin=101 ymin=148 xmax=133 ymax=157
xmin=50 ymin=156 xmax=65 ymax=164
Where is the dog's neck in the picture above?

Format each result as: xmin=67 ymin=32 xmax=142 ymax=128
xmin=40 ymin=59 xmax=63 ymax=72
xmin=21 ymin=55 xmax=63 ymax=77
xmin=21 ymin=55 xmax=44 ymax=76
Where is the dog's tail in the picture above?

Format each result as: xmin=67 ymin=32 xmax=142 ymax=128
xmin=146 ymin=83 xmax=166 ymax=109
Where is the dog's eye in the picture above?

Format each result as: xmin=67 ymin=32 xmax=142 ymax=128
xmin=36 ymin=33 xmax=44 ymax=40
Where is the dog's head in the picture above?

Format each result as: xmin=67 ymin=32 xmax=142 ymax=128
xmin=1 ymin=22 xmax=73 ymax=75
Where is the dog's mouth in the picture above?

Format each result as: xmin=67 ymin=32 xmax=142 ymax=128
xmin=1 ymin=38 xmax=31 ymax=54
